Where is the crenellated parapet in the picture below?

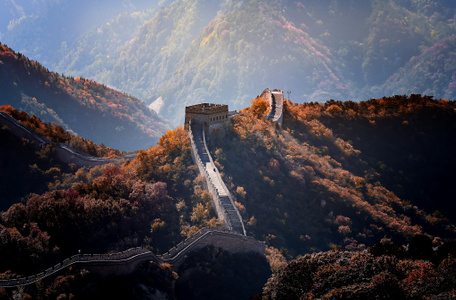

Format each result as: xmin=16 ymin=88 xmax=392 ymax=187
xmin=184 ymin=103 xmax=228 ymax=128
xmin=184 ymin=103 xmax=237 ymax=139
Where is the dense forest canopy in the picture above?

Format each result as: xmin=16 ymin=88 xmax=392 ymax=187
xmin=0 ymin=123 xmax=220 ymax=277
xmin=262 ymin=237 xmax=456 ymax=299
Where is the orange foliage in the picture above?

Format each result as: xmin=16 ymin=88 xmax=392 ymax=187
xmin=242 ymin=96 xmax=270 ymax=117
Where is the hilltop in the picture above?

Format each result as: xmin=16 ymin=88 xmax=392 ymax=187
xmin=207 ymin=94 xmax=456 ymax=257
xmin=0 ymin=43 xmax=169 ymax=151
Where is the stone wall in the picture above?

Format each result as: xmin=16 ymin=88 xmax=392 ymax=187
xmin=161 ymin=228 xmax=265 ymax=267
xmin=0 ymin=112 xmax=109 ymax=167
xmin=0 ymin=229 xmax=265 ymax=287
xmin=0 ymin=247 xmax=154 ymax=287
xmin=263 ymin=88 xmax=284 ymax=124
xmin=188 ymin=121 xmax=246 ymax=235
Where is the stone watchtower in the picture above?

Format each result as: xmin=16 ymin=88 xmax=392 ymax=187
xmin=185 ymin=103 xmax=230 ymax=137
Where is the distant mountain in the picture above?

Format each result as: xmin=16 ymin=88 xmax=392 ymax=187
xmin=56 ymin=0 xmax=229 ymax=119
xmin=384 ymin=35 xmax=456 ymax=99
xmin=0 ymin=0 xmax=160 ymax=68
xmin=49 ymin=0 xmax=456 ymax=125
xmin=0 ymin=43 xmax=169 ymax=151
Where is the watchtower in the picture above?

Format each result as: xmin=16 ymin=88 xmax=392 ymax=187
xmin=185 ymin=103 xmax=230 ymax=137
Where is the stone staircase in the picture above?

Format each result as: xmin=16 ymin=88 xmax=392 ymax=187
xmin=189 ymin=122 xmax=246 ymax=235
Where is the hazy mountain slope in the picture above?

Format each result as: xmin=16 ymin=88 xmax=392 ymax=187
xmin=384 ymin=35 xmax=456 ymax=99
xmin=56 ymin=0 xmax=354 ymax=123
xmin=105 ymin=0 xmax=225 ymax=104
xmin=0 ymin=43 xmax=169 ymax=151
xmin=0 ymin=0 xmax=159 ymax=68
xmin=51 ymin=0 xmax=456 ymax=126
xmin=54 ymin=9 xmax=161 ymax=81
xmin=158 ymin=0 xmax=352 ymax=122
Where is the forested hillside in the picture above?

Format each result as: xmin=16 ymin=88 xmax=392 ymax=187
xmin=1 ymin=93 xmax=455 ymax=298
xmin=261 ymin=237 xmax=456 ymax=299
xmin=0 ymin=43 xmax=168 ymax=151
xmin=0 ymin=124 xmax=220 ymax=275
xmin=208 ymin=94 xmax=456 ymax=258
xmin=0 ymin=106 xmax=125 ymax=210
xmin=0 ymin=116 xmax=271 ymax=298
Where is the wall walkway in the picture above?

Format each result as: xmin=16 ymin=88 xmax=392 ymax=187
xmin=0 ymin=112 xmax=111 ymax=167
xmin=264 ymin=89 xmax=284 ymax=124
xmin=0 ymin=228 xmax=264 ymax=288
xmin=188 ymin=122 xmax=246 ymax=235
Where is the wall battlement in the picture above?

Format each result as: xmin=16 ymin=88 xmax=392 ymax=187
xmin=184 ymin=103 xmax=229 ymax=129
xmin=185 ymin=103 xmax=228 ymax=114
xmin=184 ymin=103 xmax=232 ymax=139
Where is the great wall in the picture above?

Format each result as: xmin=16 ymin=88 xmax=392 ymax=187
xmin=188 ymin=120 xmax=246 ymax=235
xmin=264 ymin=88 xmax=284 ymax=124
xmin=0 ymin=228 xmax=263 ymax=287
xmin=0 ymin=89 xmax=284 ymax=288
xmin=0 ymin=111 xmax=112 ymax=167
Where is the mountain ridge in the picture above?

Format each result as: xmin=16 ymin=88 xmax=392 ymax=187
xmin=0 ymin=42 xmax=169 ymax=151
